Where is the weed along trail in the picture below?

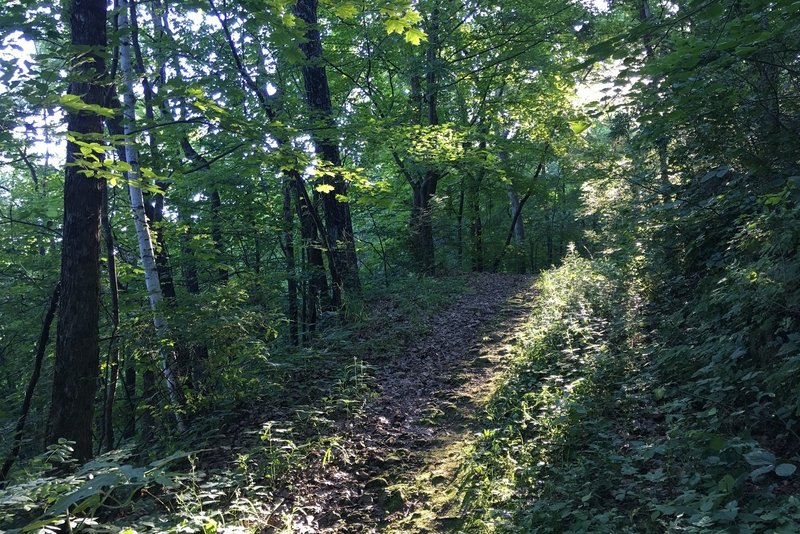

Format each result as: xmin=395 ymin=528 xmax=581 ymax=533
xmin=280 ymin=273 xmax=538 ymax=532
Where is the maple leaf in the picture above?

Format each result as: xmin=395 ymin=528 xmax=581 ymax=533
xmin=402 ymin=10 xmax=423 ymax=25
xmin=335 ymin=3 xmax=358 ymax=19
xmin=404 ymin=28 xmax=427 ymax=46
xmin=315 ymin=184 xmax=335 ymax=194
xmin=385 ymin=18 xmax=406 ymax=35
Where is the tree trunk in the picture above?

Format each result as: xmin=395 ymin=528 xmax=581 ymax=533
xmin=130 ymin=0 xmax=182 ymax=295
xmin=507 ymin=188 xmax=526 ymax=273
xmin=293 ymin=175 xmax=324 ymax=336
xmin=122 ymin=363 xmax=136 ymax=440
xmin=120 ymin=0 xmax=184 ymax=431
xmin=144 ymin=196 xmax=177 ymax=301
xmin=210 ymin=189 xmax=228 ymax=283
xmin=283 ymin=178 xmax=299 ymax=345
xmin=456 ymin=178 xmax=465 ymax=270
xmin=410 ymin=173 xmax=438 ymax=274
xmin=47 ymin=0 xmax=107 ymax=463
xmin=179 ymin=208 xmax=201 ymax=294
xmin=2 ymin=283 xmax=60 ymax=480
xmin=294 ymin=0 xmax=360 ymax=303
xmin=470 ymin=176 xmax=483 ymax=272
xmin=408 ymin=8 xmax=441 ymax=275
xmin=101 ymin=186 xmax=121 ymax=452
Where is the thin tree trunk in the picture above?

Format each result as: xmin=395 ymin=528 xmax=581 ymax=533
xmin=101 ymin=185 xmax=121 ymax=452
xmin=47 ymin=0 xmax=106 ymax=463
xmin=470 ymin=177 xmax=483 ymax=272
xmin=407 ymin=8 xmax=441 ymax=275
xmin=1 ymin=283 xmax=60 ymax=481
xmin=208 ymin=0 xmax=334 ymax=333
xmin=130 ymin=0 xmax=181 ymax=299
xmin=410 ymin=173 xmax=438 ymax=275
xmin=141 ymin=368 xmax=156 ymax=444
xmin=210 ymin=189 xmax=228 ymax=283
xmin=122 ymin=362 xmax=136 ymax=440
xmin=179 ymin=209 xmax=201 ymax=294
xmin=491 ymin=154 xmax=547 ymax=272
xmin=283 ymin=178 xmax=299 ymax=345
xmin=120 ymin=0 xmax=184 ymax=431
xmin=293 ymin=176 xmax=323 ymax=336
xmin=456 ymin=178 xmax=465 ymax=270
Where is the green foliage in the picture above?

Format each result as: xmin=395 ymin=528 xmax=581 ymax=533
xmin=0 ymin=442 xmax=190 ymax=532
xmin=458 ymin=240 xmax=800 ymax=532
xmin=2 ymin=0 xmax=797 ymax=530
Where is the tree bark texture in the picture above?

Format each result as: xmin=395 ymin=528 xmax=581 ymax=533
xmin=293 ymin=176 xmax=324 ymax=336
xmin=120 ymin=0 xmax=185 ymax=430
xmin=47 ymin=0 xmax=107 ymax=463
xmin=283 ymin=178 xmax=299 ymax=345
xmin=101 ymin=185 xmax=121 ymax=452
xmin=408 ymin=8 xmax=441 ymax=274
xmin=410 ymin=174 xmax=438 ymax=274
xmin=295 ymin=0 xmax=360 ymax=303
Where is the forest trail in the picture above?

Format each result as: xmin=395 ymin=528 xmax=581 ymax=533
xmin=279 ymin=273 xmax=538 ymax=533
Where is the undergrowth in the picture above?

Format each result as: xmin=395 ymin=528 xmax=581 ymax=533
xmin=459 ymin=241 xmax=800 ymax=533
xmin=0 ymin=275 xmax=468 ymax=533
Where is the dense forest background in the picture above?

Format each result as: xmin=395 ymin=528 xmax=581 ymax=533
xmin=1 ymin=0 xmax=799 ymax=531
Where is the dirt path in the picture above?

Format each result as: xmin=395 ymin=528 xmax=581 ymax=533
xmin=277 ymin=273 xmax=538 ymax=533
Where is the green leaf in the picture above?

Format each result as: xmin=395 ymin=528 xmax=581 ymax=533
xmin=58 ymin=94 xmax=116 ymax=118
xmin=402 ymin=10 xmax=423 ymax=25
xmin=385 ymin=18 xmax=406 ymax=35
xmin=335 ymin=3 xmax=358 ymax=19
xmin=316 ymin=184 xmax=335 ymax=194
xmin=775 ymin=463 xmax=797 ymax=477
xmin=744 ymin=450 xmax=776 ymax=466
xmin=569 ymin=119 xmax=591 ymax=135
xmin=750 ymin=464 xmax=774 ymax=480
xmin=718 ymin=474 xmax=736 ymax=493
xmin=48 ymin=473 xmax=120 ymax=516
xmin=404 ymin=27 xmax=427 ymax=45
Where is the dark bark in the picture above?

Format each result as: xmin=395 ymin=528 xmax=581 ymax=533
xmin=456 ymin=178 xmax=465 ymax=270
xmin=283 ymin=178 xmax=299 ymax=345
xmin=508 ymin=190 xmax=525 ymax=248
xmin=492 ymin=188 xmax=532 ymax=272
xmin=410 ymin=173 xmax=438 ymax=274
xmin=1 ymin=283 xmax=60 ymax=482
xmin=122 ymin=363 xmax=136 ymax=440
xmin=293 ymin=176 xmax=324 ymax=336
xmin=180 ymin=138 xmax=228 ymax=284
xmin=210 ymin=189 xmax=228 ymax=283
xmin=47 ymin=0 xmax=107 ymax=462
xmin=294 ymin=0 xmax=360 ymax=302
xmin=144 ymin=196 xmax=177 ymax=301
xmin=101 ymin=186 xmax=121 ymax=452
xmin=141 ymin=368 xmax=156 ymax=445
xmin=179 ymin=208 xmax=201 ymax=294
xmin=208 ymin=0 xmax=331 ymax=328
xmin=408 ymin=8 xmax=441 ymax=275
xmin=292 ymin=170 xmax=341 ymax=305
xmin=130 ymin=0 xmax=182 ymax=294
xmin=491 ymin=154 xmax=547 ymax=272
xmin=108 ymin=93 xmax=176 ymax=305
xmin=470 ymin=181 xmax=483 ymax=272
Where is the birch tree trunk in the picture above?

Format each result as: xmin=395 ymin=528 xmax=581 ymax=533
xmin=119 ymin=0 xmax=184 ymax=431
